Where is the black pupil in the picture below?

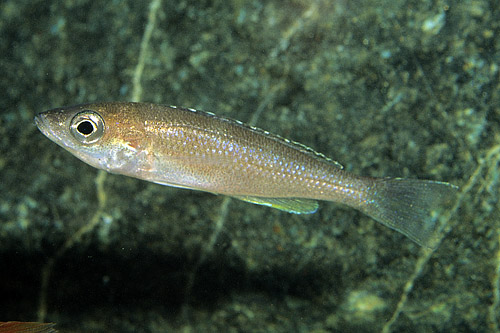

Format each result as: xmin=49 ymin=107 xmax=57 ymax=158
xmin=77 ymin=121 xmax=94 ymax=135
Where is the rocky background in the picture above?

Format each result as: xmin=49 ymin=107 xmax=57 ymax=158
xmin=1 ymin=0 xmax=499 ymax=332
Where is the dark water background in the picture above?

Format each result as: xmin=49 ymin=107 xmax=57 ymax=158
xmin=1 ymin=0 xmax=499 ymax=331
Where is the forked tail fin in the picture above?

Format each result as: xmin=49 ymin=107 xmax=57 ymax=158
xmin=362 ymin=178 xmax=458 ymax=248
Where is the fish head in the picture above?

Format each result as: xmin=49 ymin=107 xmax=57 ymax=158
xmin=34 ymin=103 xmax=151 ymax=174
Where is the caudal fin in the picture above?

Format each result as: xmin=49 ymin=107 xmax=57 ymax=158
xmin=363 ymin=178 xmax=458 ymax=248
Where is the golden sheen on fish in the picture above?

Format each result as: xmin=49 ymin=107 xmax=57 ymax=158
xmin=34 ymin=102 xmax=458 ymax=248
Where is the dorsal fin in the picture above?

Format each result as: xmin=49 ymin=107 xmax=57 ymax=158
xmin=172 ymin=105 xmax=344 ymax=169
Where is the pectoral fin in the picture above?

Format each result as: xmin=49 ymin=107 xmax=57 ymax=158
xmin=231 ymin=195 xmax=318 ymax=214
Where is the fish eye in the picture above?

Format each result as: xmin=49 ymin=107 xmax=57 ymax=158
xmin=70 ymin=110 xmax=105 ymax=144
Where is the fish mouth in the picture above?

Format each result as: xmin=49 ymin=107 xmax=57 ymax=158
xmin=34 ymin=112 xmax=49 ymax=136
xmin=34 ymin=112 xmax=55 ymax=140
xmin=34 ymin=111 xmax=65 ymax=146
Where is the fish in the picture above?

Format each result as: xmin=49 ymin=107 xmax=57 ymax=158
xmin=34 ymin=102 xmax=458 ymax=248
xmin=0 ymin=321 xmax=57 ymax=333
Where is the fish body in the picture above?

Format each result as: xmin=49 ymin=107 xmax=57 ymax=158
xmin=35 ymin=102 xmax=457 ymax=248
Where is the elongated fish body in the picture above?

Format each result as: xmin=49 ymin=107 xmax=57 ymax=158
xmin=35 ymin=102 xmax=457 ymax=248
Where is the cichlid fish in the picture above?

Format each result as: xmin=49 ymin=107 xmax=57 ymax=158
xmin=34 ymin=102 xmax=457 ymax=248
xmin=0 ymin=321 xmax=57 ymax=332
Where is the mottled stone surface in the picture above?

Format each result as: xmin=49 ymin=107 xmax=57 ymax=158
xmin=1 ymin=0 xmax=499 ymax=331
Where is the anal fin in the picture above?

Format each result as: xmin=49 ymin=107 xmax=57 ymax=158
xmin=231 ymin=195 xmax=318 ymax=214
